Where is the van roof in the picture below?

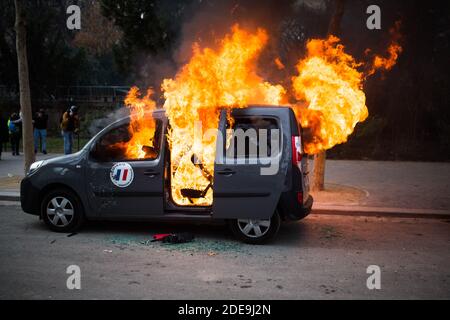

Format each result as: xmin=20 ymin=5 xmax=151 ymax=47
xmin=152 ymin=105 xmax=299 ymax=134
xmin=105 ymin=105 xmax=299 ymax=137
xmin=152 ymin=105 xmax=293 ymax=116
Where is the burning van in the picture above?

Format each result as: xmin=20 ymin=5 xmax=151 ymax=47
xmin=21 ymin=106 xmax=313 ymax=244
xmin=18 ymin=20 xmax=404 ymax=243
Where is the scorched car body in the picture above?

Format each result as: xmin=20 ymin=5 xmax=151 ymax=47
xmin=21 ymin=106 xmax=313 ymax=244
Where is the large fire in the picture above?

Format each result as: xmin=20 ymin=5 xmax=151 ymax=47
xmin=291 ymin=36 xmax=368 ymax=154
xmin=118 ymin=24 xmax=401 ymax=206
xmin=162 ymin=25 xmax=285 ymax=206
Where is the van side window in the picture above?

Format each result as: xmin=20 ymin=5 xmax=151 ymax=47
xmin=225 ymin=116 xmax=280 ymax=160
xmin=90 ymin=120 xmax=162 ymax=162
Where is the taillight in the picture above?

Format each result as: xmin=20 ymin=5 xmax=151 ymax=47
xmin=291 ymin=136 xmax=303 ymax=165
xmin=297 ymin=192 xmax=303 ymax=204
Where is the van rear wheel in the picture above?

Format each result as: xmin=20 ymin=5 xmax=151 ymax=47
xmin=229 ymin=212 xmax=280 ymax=244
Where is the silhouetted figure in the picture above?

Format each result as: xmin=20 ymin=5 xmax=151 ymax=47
xmin=8 ymin=112 xmax=22 ymax=156
xmin=0 ymin=112 xmax=9 ymax=160
xmin=60 ymin=106 xmax=80 ymax=155
xmin=33 ymin=108 xmax=48 ymax=154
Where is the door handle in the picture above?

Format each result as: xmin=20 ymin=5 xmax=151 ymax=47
xmin=144 ymin=170 xmax=160 ymax=177
xmin=216 ymin=169 xmax=236 ymax=176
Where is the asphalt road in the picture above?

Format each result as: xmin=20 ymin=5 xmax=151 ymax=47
xmin=0 ymin=203 xmax=449 ymax=299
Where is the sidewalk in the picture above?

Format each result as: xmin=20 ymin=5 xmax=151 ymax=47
xmin=310 ymin=160 xmax=450 ymax=217
xmin=1 ymin=153 xmax=449 ymax=217
xmin=0 ymin=153 xmax=63 ymax=201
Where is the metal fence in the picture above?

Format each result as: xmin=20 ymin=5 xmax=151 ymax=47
xmin=0 ymin=85 xmax=131 ymax=108
xmin=55 ymin=86 xmax=131 ymax=108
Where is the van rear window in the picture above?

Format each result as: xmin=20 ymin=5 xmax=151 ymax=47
xmin=225 ymin=116 xmax=280 ymax=160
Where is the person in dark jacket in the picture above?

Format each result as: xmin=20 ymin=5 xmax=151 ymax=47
xmin=33 ymin=108 xmax=48 ymax=154
xmin=0 ymin=111 xmax=9 ymax=160
xmin=8 ymin=112 xmax=22 ymax=156
xmin=60 ymin=106 xmax=80 ymax=155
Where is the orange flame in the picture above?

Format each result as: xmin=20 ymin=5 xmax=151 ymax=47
xmin=274 ymin=57 xmax=285 ymax=70
xmin=366 ymin=21 xmax=403 ymax=77
xmin=111 ymin=87 xmax=157 ymax=159
xmin=162 ymin=25 xmax=285 ymax=206
xmin=292 ymin=35 xmax=368 ymax=154
xmin=371 ymin=43 xmax=402 ymax=73
xmin=120 ymin=24 xmax=401 ymax=206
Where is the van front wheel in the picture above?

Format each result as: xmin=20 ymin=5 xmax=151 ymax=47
xmin=41 ymin=188 xmax=85 ymax=233
xmin=229 ymin=212 xmax=280 ymax=244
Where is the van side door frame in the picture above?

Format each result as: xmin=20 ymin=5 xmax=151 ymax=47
xmin=212 ymin=108 xmax=291 ymax=220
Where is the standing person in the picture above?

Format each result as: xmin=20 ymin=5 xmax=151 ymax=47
xmin=60 ymin=106 xmax=79 ymax=155
xmin=0 ymin=111 xmax=9 ymax=160
xmin=33 ymin=108 xmax=48 ymax=154
xmin=8 ymin=112 xmax=22 ymax=156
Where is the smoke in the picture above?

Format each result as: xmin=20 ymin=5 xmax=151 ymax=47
xmin=125 ymin=0 xmax=303 ymax=105
xmin=135 ymin=52 xmax=177 ymax=103
xmin=293 ymin=0 xmax=327 ymax=12
xmin=116 ymin=0 xmax=334 ymax=115
xmin=174 ymin=0 xmax=295 ymax=60
xmin=88 ymin=108 xmax=130 ymax=137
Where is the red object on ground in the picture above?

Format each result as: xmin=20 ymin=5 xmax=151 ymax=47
xmin=152 ymin=233 xmax=172 ymax=241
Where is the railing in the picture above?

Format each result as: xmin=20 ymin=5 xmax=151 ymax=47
xmin=0 ymin=85 xmax=131 ymax=108
xmin=55 ymin=86 xmax=131 ymax=107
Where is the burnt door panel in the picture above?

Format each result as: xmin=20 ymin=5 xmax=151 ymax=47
xmin=213 ymin=163 xmax=284 ymax=219
xmin=213 ymin=110 xmax=288 ymax=220
xmin=85 ymin=120 xmax=165 ymax=218
xmin=86 ymin=160 xmax=164 ymax=217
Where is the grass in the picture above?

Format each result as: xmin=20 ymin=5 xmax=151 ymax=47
xmin=44 ymin=136 xmax=90 ymax=153
xmin=11 ymin=136 xmax=91 ymax=154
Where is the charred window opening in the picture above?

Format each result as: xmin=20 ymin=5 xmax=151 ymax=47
xmin=90 ymin=120 xmax=163 ymax=162
xmin=225 ymin=116 xmax=280 ymax=160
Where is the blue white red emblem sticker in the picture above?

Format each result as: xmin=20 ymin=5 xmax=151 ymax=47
xmin=110 ymin=162 xmax=134 ymax=188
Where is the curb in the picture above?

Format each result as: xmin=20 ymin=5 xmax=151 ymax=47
xmin=1 ymin=193 xmax=449 ymax=219
xmin=0 ymin=192 xmax=20 ymax=202
xmin=313 ymin=204 xmax=450 ymax=219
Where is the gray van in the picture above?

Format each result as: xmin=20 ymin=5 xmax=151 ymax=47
xmin=21 ymin=106 xmax=313 ymax=244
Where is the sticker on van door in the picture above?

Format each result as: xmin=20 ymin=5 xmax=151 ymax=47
xmin=110 ymin=162 xmax=134 ymax=188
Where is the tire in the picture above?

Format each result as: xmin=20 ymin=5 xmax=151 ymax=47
xmin=228 ymin=211 xmax=281 ymax=244
xmin=41 ymin=188 xmax=85 ymax=233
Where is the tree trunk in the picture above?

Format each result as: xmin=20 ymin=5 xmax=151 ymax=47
xmin=311 ymin=151 xmax=326 ymax=191
xmin=15 ymin=0 xmax=35 ymax=174
xmin=311 ymin=0 xmax=346 ymax=192
xmin=328 ymin=0 xmax=346 ymax=36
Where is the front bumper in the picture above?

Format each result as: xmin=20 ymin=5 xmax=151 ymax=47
xmin=20 ymin=177 xmax=40 ymax=216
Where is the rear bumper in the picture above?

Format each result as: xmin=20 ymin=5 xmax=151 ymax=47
xmin=278 ymin=192 xmax=313 ymax=221
xmin=20 ymin=177 xmax=40 ymax=216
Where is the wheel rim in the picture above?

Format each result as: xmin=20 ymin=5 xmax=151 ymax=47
xmin=46 ymin=196 xmax=74 ymax=227
xmin=237 ymin=219 xmax=271 ymax=238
